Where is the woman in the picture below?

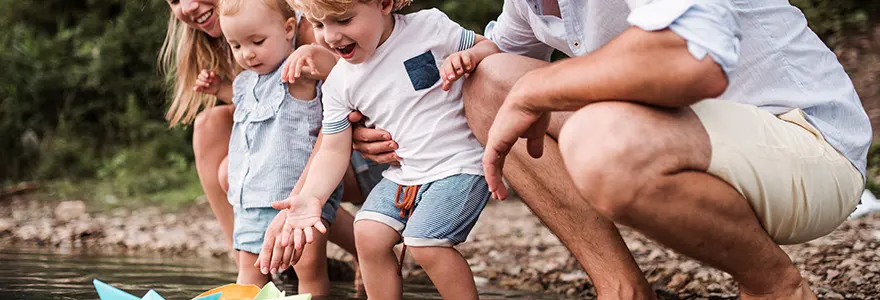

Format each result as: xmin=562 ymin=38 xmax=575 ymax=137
xmin=159 ymin=0 xmax=382 ymax=288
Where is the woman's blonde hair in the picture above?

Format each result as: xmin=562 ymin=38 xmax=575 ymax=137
xmin=160 ymin=0 xmax=301 ymax=126
xmin=159 ymin=15 xmax=240 ymax=126
xmin=291 ymin=0 xmax=411 ymax=20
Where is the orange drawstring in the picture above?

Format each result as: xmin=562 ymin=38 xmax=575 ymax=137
xmin=394 ymin=184 xmax=420 ymax=276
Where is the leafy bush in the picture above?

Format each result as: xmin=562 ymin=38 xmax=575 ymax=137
xmin=0 ymin=0 xmax=201 ymax=205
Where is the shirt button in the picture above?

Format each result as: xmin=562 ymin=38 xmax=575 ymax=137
xmin=573 ymin=40 xmax=581 ymax=48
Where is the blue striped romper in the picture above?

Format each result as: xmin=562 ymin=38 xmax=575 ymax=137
xmin=226 ymin=64 xmax=343 ymax=254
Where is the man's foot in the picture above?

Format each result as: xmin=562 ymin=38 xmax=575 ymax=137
xmin=740 ymin=279 xmax=817 ymax=300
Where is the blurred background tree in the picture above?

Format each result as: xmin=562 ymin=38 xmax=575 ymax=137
xmin=1 ymin=0 xmax=878 ymax=206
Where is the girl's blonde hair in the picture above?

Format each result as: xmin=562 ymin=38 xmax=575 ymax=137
xmin=219 ymin=0 xmax=298 ymax=19
xmin=159 ymin=16 xmax=239 ymax=126
xmin=291 ymin=0 xmax=411 ymax=20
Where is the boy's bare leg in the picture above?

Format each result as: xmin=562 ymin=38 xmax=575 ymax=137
xmin=326 ymin=206 xmax=364 ymax=293
xmin=238 ymin=251 xmax=271 ymax=286
xmin=557 ymin=102 xmax=814 ymax=299
xmin=327 ymin=207 xmax=357 ymax=255
xmin=294 ymin=220 xmax=332 ymax=295
xmin=193 ymin=105 xmax=237 ymax=265
xmin=355 ymin=220 xmax=403 ymax=300
xmin=463 ymin=54 xmax=654 ymax=299
xmin=409 ymin=246 xmax=478 ymax=300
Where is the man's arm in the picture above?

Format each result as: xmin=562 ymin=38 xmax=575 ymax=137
xmin=485 ymin=0 xmax=554 ymax=61
xmin=514 ymin=0 xmax=740 ymax=112
xmin=516 ymin=27 xmax=728 ymax=112
xmin=482 ymin=1 xmax=741 ymax=199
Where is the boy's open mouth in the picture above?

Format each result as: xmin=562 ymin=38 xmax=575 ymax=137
xmin=337 ymin=44 xmax=356 ymax=59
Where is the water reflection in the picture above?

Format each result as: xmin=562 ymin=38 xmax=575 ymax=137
xmin=0 ymin=246 xmax=558 ymax=299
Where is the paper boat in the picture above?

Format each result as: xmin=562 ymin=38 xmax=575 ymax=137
xmin=195 ymin=282 xmax=311 ymax=300
xmin=95 ymin=278 xmax=310 ymax=300
xmin=93 ymin=279 xmax=165 ymax=300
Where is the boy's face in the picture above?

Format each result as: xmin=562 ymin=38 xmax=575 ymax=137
xmin=221 ymin=3 xmax=295 ymax=74
xmin=307 ymin=0 xmax=393 ymax=64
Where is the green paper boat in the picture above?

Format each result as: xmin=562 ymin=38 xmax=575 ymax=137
xmin=254 ymin=282 xmax=311 ymax=300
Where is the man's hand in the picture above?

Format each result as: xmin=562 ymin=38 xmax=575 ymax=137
xmin=482 ymin=74 xmax=552 ymax=200
xmin=348 ymin=111 xmax=401 ymax=166
xmin=272 ymin=194 xmax=327 ymax=251
xmin=254 ymin=209 xmax=304 ymax=275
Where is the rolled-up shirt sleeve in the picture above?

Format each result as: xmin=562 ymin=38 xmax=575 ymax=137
xmin=485 ymin=0 xmax=555 ymax=61
xmin=626 ymin=0 xmax=741 ymax=74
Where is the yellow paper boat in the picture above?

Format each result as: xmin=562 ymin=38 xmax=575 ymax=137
xmin=195 ymin=282 xmax=311 ymax=300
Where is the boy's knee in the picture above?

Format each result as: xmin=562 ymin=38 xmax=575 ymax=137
xmin=407 ymin=246 xmax=441 ymax=267
xmin=354 ymin=221 xmax=398 ymax=258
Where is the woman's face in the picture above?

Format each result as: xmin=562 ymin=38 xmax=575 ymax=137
xmin=168 ymin=0 xmax=223 ymax=37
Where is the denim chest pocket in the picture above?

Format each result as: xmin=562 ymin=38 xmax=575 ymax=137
xmin=404 ymin=51 xmax=441 ymax=91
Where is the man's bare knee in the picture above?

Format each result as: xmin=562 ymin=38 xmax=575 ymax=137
xmin=559 ymin=103 xmax=649 ymax=219
xmin=463 ymin=54 xmax=549 ymax=142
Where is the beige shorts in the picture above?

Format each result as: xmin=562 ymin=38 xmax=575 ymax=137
xmin=692 ymin=100 xmax=864 ymax=245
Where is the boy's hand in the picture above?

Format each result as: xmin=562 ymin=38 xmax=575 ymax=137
xmin=282 ymin=45 xmax=337 ymax=84
xmin=440 ymin=50 xmax=477 ymax=91
xmin=271 ymin=194 xmax=327 ymax=251
xmin=193 ymin=69 xmax=222 ymax=95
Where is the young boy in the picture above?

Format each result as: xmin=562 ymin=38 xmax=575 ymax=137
xmin=272 ymin=0 xmax=499 ymax=299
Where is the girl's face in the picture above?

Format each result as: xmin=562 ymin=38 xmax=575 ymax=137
xmin=168 ymin=0 xmax=223 ymax=37
xmin=221 ymin=3 xmax=296 ymax=74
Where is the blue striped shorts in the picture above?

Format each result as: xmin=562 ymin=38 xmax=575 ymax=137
xmin=233 ymin=185 xmax=343 ymax=254
xmin=354 ymin=174 xmax=490 ymax=247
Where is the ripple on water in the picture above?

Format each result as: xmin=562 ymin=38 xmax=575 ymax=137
xmin=0 ymin=246 xmax=559 ymax=299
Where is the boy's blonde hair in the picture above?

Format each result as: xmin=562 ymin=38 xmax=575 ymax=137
xmin=159 ymin=15 xmax=239 ymax=126
xmin=290 ymin=0 xmax=411 ymax=20
xmin=219 ymin=0 xmax=299 ymax=19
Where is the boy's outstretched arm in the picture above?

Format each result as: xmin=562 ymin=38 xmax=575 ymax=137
xmin=256 ymin=131 xmax=330 ymax=274
xmin=441 ymin=35 xmax=500 ymax=91
xmin=272 ymin=127 xmax=353 ymax=250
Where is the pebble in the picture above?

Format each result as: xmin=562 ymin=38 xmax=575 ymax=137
xmin=54 ymin=200 xmax=86 ymax=222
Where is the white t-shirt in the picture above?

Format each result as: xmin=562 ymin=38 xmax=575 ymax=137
xmin=321 ymin=9 xmax=484 ymax=186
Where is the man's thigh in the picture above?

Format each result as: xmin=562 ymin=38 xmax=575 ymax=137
xmin=693 ymin=100 xmax=864 ymax=244
xmin=463 ymin=54 xmax=574 ymax=140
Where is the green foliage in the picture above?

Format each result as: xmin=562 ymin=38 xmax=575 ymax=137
xmin=791 ymin=0 xmax=880 ymax=47
xmin=1 ymin=0 xmax=878 ymax=207
xmin=865 ymin=145 xmax=880 ymax=195
xmin=0 ymin=0 xmax=201 ymax=206
xmin=404 ymin=0 xmax=503 ymax=33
